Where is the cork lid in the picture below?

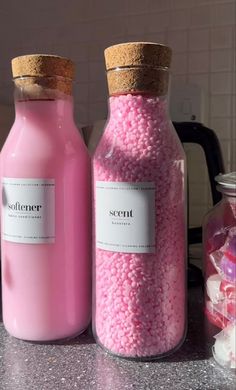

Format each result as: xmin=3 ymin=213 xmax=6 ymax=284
xmin=104 ymin=42 xmax=172 ymax=96
xmin=104 ymin=42 xmax=172 ymax=71
xmin=11 ymin=54 xmax=75 ymax=97
xmin=12 ymin=54 xmax=75 ymax=80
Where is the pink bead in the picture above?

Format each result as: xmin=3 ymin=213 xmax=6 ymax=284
xmin=93 ymin=94 xmax=186 ymax=358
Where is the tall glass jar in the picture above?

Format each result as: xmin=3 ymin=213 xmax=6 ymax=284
xmin=1 ymin=54 xmax=91 ymax=341
xmin=92 ymin=42 xmax=187 ymax=359
xmin=203 ymin=172 xmax=236 ymax=369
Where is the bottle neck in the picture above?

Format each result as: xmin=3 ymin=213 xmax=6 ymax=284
xmin=223 ymin=193 xmax=236 ymax=203
xmin=13 ymin=77 xmax=74 ymax=126
xmin=108 ymin=93 xmax=169 ymax=120
xmin=14 ymin=96 xmax=74 ymax=126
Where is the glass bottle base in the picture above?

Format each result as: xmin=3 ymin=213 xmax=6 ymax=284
xmin=4 ymin=322 xmax=90 ymax=344
xmin=95 ymin=330 xmax=187 ymax=362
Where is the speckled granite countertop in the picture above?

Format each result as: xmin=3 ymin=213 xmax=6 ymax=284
xmin=0 ymin=287 xmax=235 ymax=390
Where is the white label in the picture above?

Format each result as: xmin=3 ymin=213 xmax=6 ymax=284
xmin=2 ymin=178 xmax=55 ymax=244
xmin=96 ymin=181 xmax=156 ymax=253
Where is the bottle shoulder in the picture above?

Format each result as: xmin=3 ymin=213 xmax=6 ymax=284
xmin=2 ymin=121 xmax=87 ymax=156
xmin=1 ymin=128 xmax=90 ymax=179
xmin=202 ymin=198 xmax=236 ymax=233
xmin=203 ymin=200 xmax=225 ymax=221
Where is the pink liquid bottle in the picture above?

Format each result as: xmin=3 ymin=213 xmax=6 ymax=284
xmin=1 ymin=54 xmax=91 ymax=341
xmin=93 ymin=43 xmax=187 ymax=359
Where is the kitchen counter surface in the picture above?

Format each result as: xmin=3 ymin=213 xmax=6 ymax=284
xmin=0 ymin=287 xmax=235 ymax=390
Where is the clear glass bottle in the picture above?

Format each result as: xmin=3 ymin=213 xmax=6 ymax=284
xmin=92 ymin=42 xmax=187 ymax=359
xmin=1 ymin=54 xmax=91 ymax=341
xmin=203 ymin=172 xmax=236 ymax=369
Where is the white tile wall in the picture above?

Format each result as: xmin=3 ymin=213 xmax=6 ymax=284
xmin=172 ymin=53 xmax=188 ymax=75
xmin=0 ymin=104 xmax=14 ymax=146
xmin=210 ymin=117 xmax=232 ymax=139
xmin=149 ymin=0 xmax=171 ymax=11
xmin=189 ymin=29 xmax=210 ymax=51
xmin=210 ymin=72 xmax=232 ymax=95
xmin=167 ymin=30 xmax=188 ymax=53
xmin=147 ymin=12 xmax=170 ymax=33
xmin=88 ymin=62 xmax=106 ymax=82
xmin=170 ymin=9 xmax=191 ymax=30
xmin=188 ymin=51 xmax=210 ymax=73
xmin=210 ymin=2 xmax=236 ymax=26
xmin=170 ymin=0 xmax=192 ymax=9
xmin=0 ymin=0 xmax=235 ymax=227
xmin=190 ymin=5 xmax=211 ymax=28
xmin=211 ymin=95 xmax=232 ymax=117
xmin=126 ymin=0 xmax=150 ymax=14
xmin=188 ymin=73 xmax=209 ymax=94
xmin=233 ymin=95 xmax=236 ymax=117
xmin=210 ymin=49 xmax=233 ymax=72
xmin=210 ymin=26 xmax=233 ymax=49
xmin=126 ymin=14 xmax=149 ymax=35
xmin=89 ymin=81 xmax=108 ymax=103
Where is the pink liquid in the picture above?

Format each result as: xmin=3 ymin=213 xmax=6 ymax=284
xmin=93 ymin=94 xmax=186 ymax=358
xmin=1 ymin=98 xmax=91 ymax=341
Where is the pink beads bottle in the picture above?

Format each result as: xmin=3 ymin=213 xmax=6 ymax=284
xmin=1 ymin=55 xmax=91 ymax=341
xmin=93 ymin=43 xmax=187 ymax=359
xmin=203 ymin=173 xmax=236 ymax=369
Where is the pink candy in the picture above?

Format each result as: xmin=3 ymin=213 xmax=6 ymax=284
xmin=93 ymin=94 xmax=186 ymax=358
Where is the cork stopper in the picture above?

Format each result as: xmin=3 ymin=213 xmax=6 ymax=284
xmin=104 ymin=42 xmax=172 ymax=96
xmin=12 ymin=54 xmax=75 ymax=96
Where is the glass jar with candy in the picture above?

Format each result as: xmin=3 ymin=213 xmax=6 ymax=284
xmin=203 ymin=172 xmax=236 ymax=370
